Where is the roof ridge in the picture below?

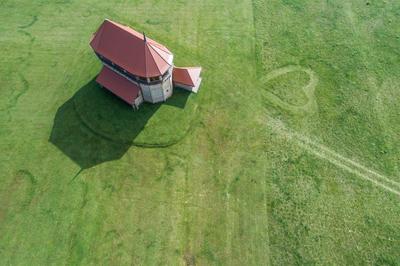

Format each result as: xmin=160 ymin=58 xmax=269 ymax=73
xmin=106 ymin=19 xmax=142 ymax=37
xmin=143 ymin=41 xmax=148 ymax=77
xmin=146 ymin=45 xmax=163 ymax=75
xmin=91 ymin=19 xmax=173 ymax=77
xmin=148 ymin=43 xmax=171 ymax=67
xmin=148 ymin=40 xmax=171 ymax=54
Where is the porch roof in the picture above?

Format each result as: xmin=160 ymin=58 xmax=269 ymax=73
xmin=96 ymin=66 xmax=140 ymax=105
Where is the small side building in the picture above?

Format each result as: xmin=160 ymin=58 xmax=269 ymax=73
xmin=172 ymin=67 xmax=202 ymax=93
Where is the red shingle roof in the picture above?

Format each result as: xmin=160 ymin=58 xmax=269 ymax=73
xmin=173 ymin=67 xmax=202 ymax=87
xmin=96 ymin=66 xmax=140 ymax=105
xmin=90 ymin=19 xmax=173 ymax=78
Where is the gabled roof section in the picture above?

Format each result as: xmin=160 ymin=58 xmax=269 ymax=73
xmin=96 ymin=66 xmax=140 ymax=105
xmin=173 ymin=67 xmax=202 ymax=87
xmin=90 ymin=19 xmax=173 ymax=78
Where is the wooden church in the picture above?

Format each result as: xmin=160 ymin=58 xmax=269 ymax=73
xmin=90 ymin=19 xmax=202 ymax=109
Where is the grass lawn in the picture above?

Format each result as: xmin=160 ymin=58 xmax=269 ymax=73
xmin=0 ymin=0 xmax=399 ymax=265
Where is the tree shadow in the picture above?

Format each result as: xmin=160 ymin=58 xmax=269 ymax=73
xmin=49 ymin=79 xmax=160 ymax=169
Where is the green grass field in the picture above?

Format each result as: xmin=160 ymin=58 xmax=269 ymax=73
xmin=1 ymin=0 xmax=399 ymax=265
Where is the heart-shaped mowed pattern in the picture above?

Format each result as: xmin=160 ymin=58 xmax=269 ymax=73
xmin=261 ymin=65 xmax=319 ymax=115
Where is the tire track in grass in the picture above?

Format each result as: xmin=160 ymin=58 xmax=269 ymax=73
xmin=295 ymin=134 xmax=400 ymax=190
xmin=266 ymin=118 xmax=400 ymax=197
xmin=297 ymin=142 xmax=400 ymax=197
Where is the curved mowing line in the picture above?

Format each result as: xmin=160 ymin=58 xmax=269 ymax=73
xmin=15 ymin=169 xmax=37 ymax=206
xmin=266 ymin=118 xmax=400 ymax=197
xmin=262 ymin=66 xmax=319 ymax=114
xmin=18 ymin=30 xmax=36 ymax=44
xmin=72 ymin=99 xmax=198 ymax=149
xmin=16 ymin=169 xmax=37 ymax=185
xmin=18 ymin=15 xmax=38 ymax=29
xmin=0 ymin=73 xmax=30 ymax=113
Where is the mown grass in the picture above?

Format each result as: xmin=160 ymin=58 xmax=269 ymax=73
xmin=264 ymin=70 xmax=310 ymax=106
xmin=254 ymin=0 xmax=400 ymax=264
xmin=0 ymin=0 xmax=399 ymax=265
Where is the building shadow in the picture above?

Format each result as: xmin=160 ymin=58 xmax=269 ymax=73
xmin=49 ymin=79 xmax=160 ymax=169
xmin=165 ymin=87 xmax=191 ymax=109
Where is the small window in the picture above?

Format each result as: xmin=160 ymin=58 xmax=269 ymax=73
xmin=138 ymin=76 xmax=147 ymax=82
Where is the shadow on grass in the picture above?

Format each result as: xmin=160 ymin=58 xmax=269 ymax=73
xmin=49 ymin=78 xmax=191 ymax=169
xmin=165 ymin=87 xmax=191 ymax=109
